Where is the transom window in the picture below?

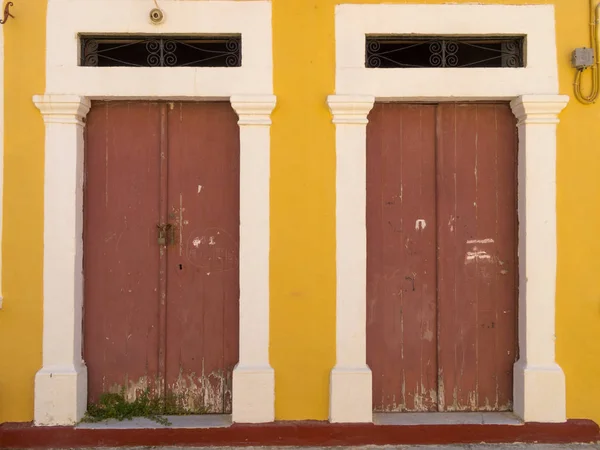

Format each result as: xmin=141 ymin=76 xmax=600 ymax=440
xmin=365 ymin=36 xmax=525 ymax=68
xmin=80 ymin=35 xmax=242 ymax=68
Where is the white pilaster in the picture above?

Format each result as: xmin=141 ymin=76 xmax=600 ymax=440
xmin=230 ymin=94 xmax=276 ymax=423
xmin=327 ymin=95 xmax=375 ymax=423
xmin=33 ymin=94 xmax=91 ymax=425
xmin=510 ymin=94 xmax=569 ymax=423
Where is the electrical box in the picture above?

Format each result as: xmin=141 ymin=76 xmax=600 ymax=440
xmin=572 ymin=47 xmax=595 ymax=69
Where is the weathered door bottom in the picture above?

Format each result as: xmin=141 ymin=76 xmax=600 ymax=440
xmin=83 ymin=101 xmax=240 ymax=415
xmin=366 ymin=103 xmax=518 ymax=413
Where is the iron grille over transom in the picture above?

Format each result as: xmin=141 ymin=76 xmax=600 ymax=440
xmin=80 ymin=35 xmax=242 ymax=67
xmin=365 ymin=36 xmax=524 ymax=68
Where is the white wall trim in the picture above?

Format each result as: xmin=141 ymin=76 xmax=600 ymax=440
xmin=328 ymin=95 xmax=374 ymax=424
xmin=335 ymin=4 xmax=559 ymax=100
xmin=34 ymin=0 xmax=274 ymax=426
xmin=510 ymin=95 xmax=568 ymax=423
xmin=330 ymin=3 xmax=568 ymax=424
xmin=230 ymin=94 xmax=276 ymax=424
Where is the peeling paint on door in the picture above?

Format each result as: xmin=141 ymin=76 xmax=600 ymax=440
xmin=84 ymin=101 xmax=240 ymax=414
xmin=367 ymin=103 xmax=517 ymax=413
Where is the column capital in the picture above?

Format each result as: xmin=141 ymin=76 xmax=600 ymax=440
xmin=33 ymin=94 xmax=91 ymax=126
xmin=510 ymin=94 xmax=569 ymax=126
xmin=328 ymin=95 xmax=375 ymax=125
xmin=230 ymin=94 xmax=276 ymax=126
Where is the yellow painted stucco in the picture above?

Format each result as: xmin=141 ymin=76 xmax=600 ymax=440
xmin=0 ymin=0 xmax=599 ymax=425
xmin=0 ymin=0 xmax=46 ymax=423
xmin=271 ymin=0 xmax=600 ymax=423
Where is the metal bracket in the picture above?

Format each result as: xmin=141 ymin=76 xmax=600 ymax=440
xmin=0 ymin=2 xmax=14 ymax=25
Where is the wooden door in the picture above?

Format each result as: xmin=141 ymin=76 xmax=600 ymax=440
xmin=366 ymin=102 xmax=517 ymax=412
xmin=366 ymin=104 xmax=438 ymax=412
xmin=84 ymin=102 xmax=162 ymax=403
xmin=436 ymin=104 xmax=517 ymax=412
xmin=165 ymin=103 xmax=240 ymax=413
xmin=83 ymin=101 xmax=240 ymax=414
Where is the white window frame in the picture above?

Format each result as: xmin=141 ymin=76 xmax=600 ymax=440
xmin=33 ymin=0 xmax=275 ymax=426
xmin=328 ymin=3 xmax=569 ymax=424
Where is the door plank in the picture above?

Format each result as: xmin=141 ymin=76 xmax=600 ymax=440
xmin=367 ymin=103 xmax=438 ymax=412
xmin=436 ymin=103 xmax=517 ymax=411
xmin=165 ymin=102 xmax=240 ymax=414
xmin=84 ymin=101 xmax=162 ymax=403
xmin=158 ymin=104 xmax=169 ymax=394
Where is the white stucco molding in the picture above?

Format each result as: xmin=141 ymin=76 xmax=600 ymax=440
xmin=33 ymin=94 xmax=91 ymax=426
xmin=35 ymin=0 xmax=274 ymax=426
xmin=327 ymin=95 xmax=375 ymax=424
xmin=45 ymin=0 xmax=272 ymax=98
xmin=330 ymin=3 xmax=567 ymax=424
xmin=34 ymin=95 xmax=91 ymax=125
xmin=231 ymin=95 xmax=276 ymax=125
xmin=510 ymin=94 xmax=569 ymax=423
xmin=328 ymin=95 xmax=375 ymax=124
xmin=335 ymin=4 xmax=558 ymax=99
xmin=230 ymin=95 xmax=276 ymax=424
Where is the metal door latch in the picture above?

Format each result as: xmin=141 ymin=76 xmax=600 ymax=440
xmin=157 ymin=223 xmax=175 ymax=246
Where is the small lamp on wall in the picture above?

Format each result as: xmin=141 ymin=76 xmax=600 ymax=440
xmin=150 ymin=0 xmax=164 ymax=24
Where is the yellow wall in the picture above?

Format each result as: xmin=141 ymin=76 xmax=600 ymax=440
xmin=0 ymin=0 xmax=46 ymax=422
xmin=271 ymin=0 xmax=600 ymax=423
xmin=1 ymin=0 xmax=599 ymax=425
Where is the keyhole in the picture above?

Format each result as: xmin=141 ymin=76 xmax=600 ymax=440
xmin=179 ymin=264 xmax=183 ymax=270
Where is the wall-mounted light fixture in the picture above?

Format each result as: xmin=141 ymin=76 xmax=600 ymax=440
xmin=150 ymin=0 xmax=164 ymax=24
xmin=0 ymin=1 xmax=14 ymax=25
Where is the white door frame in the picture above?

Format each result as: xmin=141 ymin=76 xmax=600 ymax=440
xmin=328 ymin=3 xmax=569 ymax=424
xmin=33 ymin=0 xmax=275 ymax=426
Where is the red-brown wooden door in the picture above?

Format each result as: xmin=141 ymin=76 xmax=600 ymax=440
xmin=366 ymin=103 xmax=517 ymax=412
xmin=83 ymin=101 xmax=240 ymax=414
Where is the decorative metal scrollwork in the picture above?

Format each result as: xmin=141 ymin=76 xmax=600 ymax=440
xmin=80 ymin=35 xmax=242 ymax=68
xmin=0 ymin=1 xmax=14 ymax=25
xmin=366 ymin=36 xmax=524 ymax=69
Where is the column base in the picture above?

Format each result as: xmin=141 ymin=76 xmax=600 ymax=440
xmin=329 ymin=365 xmax=372 ymax=423
xmin=34 ymin=363 xmax=87 ymax=426
xmin=513 ymin=360 xmax=566 ymax=423
xmin=232 ymin=364 xmax=274 ymax=423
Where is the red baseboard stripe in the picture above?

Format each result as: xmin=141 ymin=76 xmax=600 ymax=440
xmin=1 ymin=419 xmax=598 ymax=448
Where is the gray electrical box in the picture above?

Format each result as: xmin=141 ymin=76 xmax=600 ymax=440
xmin=572 ymin=47 xmax=595 ymax=69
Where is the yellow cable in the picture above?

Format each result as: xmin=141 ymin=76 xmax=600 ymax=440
xmin=574 ymin=0 xmax=600 ymax=104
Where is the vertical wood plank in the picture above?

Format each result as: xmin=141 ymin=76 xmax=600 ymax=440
xmin=492 ymin=104 xmax=519 ymax=410
xmin=367 ymin=103 xmax=438 ymax=412
xmin=83 ymin=101 xmax=162 ymax=403
xmin=158 ymin=104 xmax=169 ymax=397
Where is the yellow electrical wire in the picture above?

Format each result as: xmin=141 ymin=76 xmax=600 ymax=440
xmin=574 ymin=0 xmax=600 ymax=104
